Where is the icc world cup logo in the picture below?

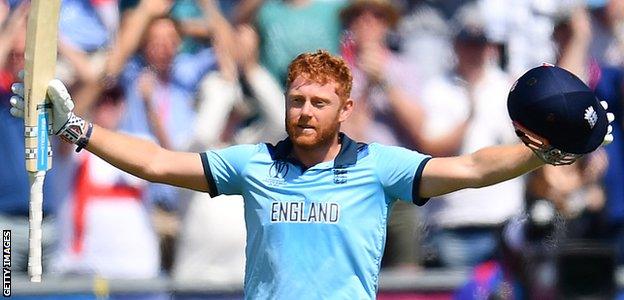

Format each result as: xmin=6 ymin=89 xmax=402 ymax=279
xmin=269 ymin=161 xmax=289 ymax=179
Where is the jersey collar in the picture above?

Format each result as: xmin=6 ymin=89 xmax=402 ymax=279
xmin=268 ymin=132 xmax=358 ymax=169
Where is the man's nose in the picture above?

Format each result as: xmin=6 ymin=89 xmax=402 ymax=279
xmin=300 ymin=101 xmax=314 ymax=117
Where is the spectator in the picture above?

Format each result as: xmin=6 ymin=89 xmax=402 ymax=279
xmin=552 ymin=5 xmax=594 ymax=83
xmin=593 ymin=65 xmax=624 ymax=263
xmin=174 ymin=1 xmax=283 ymax=286
xmin=503 ymin=0 xmax=559 ymax=78
xmin=58 ymin=0 xmax=110 ymax=54
xmin=187 ymin=1 xmax=284 ymax=150
xmin=340 ymin=0 xmax=421 ymax=148
xmin=339 ymin=0 xmax=424 ymax=271
xmin=588 ymin=0 xmax=624 ymax=67
xmin=0 ymin=0 xmax=26 ymax=80
xmin=52 ymin=85 xmax=160 ymax=278
xmin=0 ymin=2 xmax=60 ymax=274
xmin=456 ymin=215 xmax=557 ymax=299
xmin=241 ymin=0 xmax=347 ymax=87
xmin=420 ymin=10 xmax=523 ymax=268
xmin=459 ymin=211 xmax=618 ymax=299
xmin=117 ymin=17 xmax=207 ymax=271
xmin=56 ymin=0 xmax=112 ymax=101
xmin=69 ymin=0 xmax=179 ymax=117
xmin=570 ymin=39 xmax=624 ymax=264
xmin=92 ymin=0 xmax=120 ymax=35
xmin=520 ymin=1 xmax=618 ymax=246
xmin=526 ymin=153 xmax=608 ymax=239
xmin=398 ymin=1 xmax=454 ymax=80
xmin=524 ymin=4 xmax=609 ymax=242
xmin=118 ymin=16 xmax=214 ymax=150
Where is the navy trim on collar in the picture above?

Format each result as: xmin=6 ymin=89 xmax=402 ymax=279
xmin=334 ymin=133 xmax=358 ymax=168
xmin=267 ymin=133 xmax=359 ymax=168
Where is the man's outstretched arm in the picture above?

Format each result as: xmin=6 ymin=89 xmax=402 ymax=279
xmin=11 ymin=79 xmax=210 ymax=193
xmin=419 ymin=144 xmax=544 ymax=198
xmin=86 ymin=125 xmax=209 ymax=192
xmin=419 ymin=98 xmax=614 ymax=199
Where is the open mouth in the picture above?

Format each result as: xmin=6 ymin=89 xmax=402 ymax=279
xmin=296 ymin=125 xmax=316 ymax=134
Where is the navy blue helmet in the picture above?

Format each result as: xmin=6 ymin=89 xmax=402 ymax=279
xmin=507 ymin=65 xmax=608 ymax=155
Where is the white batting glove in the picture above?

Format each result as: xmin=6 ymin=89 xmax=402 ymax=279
xmin=601 ymin=100 xmax=615 ymax=146
xmin=10 ymin=79 xmax=91 ymax=148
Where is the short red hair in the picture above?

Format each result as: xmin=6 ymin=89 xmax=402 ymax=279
xmin=286 ymin=50 xmax=353 ymax=100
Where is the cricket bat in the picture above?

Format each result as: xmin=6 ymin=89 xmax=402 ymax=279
xmin=23 ymin=0 xmax=61 ymax=283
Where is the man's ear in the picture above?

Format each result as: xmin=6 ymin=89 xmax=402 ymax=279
xmin=339 ymin=98 xmax=354 ymax=122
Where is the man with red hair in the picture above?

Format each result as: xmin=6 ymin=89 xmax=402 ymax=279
xmin=10 ymin=50 xmax=613 ymax=298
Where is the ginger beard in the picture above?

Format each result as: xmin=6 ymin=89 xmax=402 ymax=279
xmin=286 ymin=107 xmax=341 ymax=150
xmin=285 ymin=77 xmax=345 ymax=150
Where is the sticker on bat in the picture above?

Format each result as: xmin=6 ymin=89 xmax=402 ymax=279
xmin=36 ymin=103 xmax=49 ymax=171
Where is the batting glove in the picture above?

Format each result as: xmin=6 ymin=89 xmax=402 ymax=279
xmin=601 ymin=101 xmax=615 ymax=146
xmin=10 ymin=79 xmax=91 ymax=147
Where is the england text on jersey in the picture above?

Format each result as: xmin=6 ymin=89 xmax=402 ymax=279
xmin=270 ymin=201 xmax=340 ymax=223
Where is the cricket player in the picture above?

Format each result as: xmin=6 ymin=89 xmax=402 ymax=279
xmin=10 ymin=51 xmax=614 ymax=299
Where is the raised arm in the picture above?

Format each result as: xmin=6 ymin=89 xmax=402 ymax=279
xmin=85 ymin=124 xmax=208 ymax=192
xmin=105 ymin=0 xmax=173 ymax=79
xmin=0 ymin=2 xmax=28 ymax=71
xmin=233 ymin=0 xmax=265 ymax=25
xmin=419 ymin=144 xmax=543 ymax=198
xmin=10 ymin=79 xmax=210 ymax=193
xmin=419 ymin=105 xmax=614 ymax=199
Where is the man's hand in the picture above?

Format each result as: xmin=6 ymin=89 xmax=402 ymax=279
xmin=357 ymin=42 xmax=388 ymax=85
xmin=237 ymin=24 xmax=260 ymax=72
xmin=10 ymin=79 xmax=90 ymax=146
xmin=137 ymin=70 xmax=157 ymax=105
xmin=138 ymin=0 xmax=174 ymax=18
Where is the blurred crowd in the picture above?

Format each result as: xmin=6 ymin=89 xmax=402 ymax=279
xmin=1 ymin=0 xmax=623 ymax=297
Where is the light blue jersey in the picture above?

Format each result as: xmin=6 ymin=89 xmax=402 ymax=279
xmin=200 ymin=134 xmax=431 ymax=299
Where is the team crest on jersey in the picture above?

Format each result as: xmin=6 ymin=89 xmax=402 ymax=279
xmin=265 ymin=161 xmax=289 ymax=186
xmin=584 ymin=106 xmax=597 ymax=129
xmin=333 ymin=168 xmax=348 ymax=184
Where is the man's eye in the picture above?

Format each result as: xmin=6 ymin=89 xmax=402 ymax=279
xmin=313 ymin=101 xmax=326 ymax=108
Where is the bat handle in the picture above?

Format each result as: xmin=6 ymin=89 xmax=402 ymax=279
xmin=28 ymin=171 xmax=45 ymax=283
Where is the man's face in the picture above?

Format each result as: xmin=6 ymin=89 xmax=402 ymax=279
xmin=143 ymin=19 xmax=180 ymax=75
xmin=285 ymin=76 xmax=353 ymax=149
xmin=455 ymin=40 xmax=489 ymax=68
xmin=94 ymin=100 xmax=125 ymax=130
xmin=350 ymin=9 xmax=389 ymax=45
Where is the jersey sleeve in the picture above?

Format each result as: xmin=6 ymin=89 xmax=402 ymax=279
xmin=199 ymin=144 xmax=258 ymax=197
xmin=373 ymin=144 xmax=432 ymax=206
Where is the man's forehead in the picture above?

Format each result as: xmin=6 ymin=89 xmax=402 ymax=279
xmin=288 ymin=76 xmax=340 ymax=97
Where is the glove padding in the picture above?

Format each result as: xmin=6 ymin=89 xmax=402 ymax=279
xmin=10 ymin=79 xmax=88 ymax=144
xmin=514 ymin=100 xmax=615 ymax=165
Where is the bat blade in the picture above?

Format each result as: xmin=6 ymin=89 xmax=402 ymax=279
xmin=23 ymin=0 xmax=61 ymax=283
xmin=24 ymin=0 xmax=60 ymax=172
